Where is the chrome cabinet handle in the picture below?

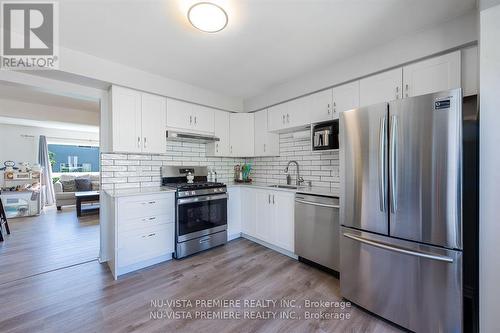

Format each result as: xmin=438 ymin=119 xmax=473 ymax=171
xmin=327 ymin=103 xmax=331 ymax=114
xmin=263 ymin=143 xmax=266 ymax=152
xmin=268 ymin=194 xmax=271 ymax=204
xmin=333 ymin=101 xmax=336 ymax=113
xmin=390 ymin=115 xmax=398 ymax=213
xmin=343 ymin=233 xmax=454 ymax=263
xmin=272 ymin=194 xmax=275 ymax=205
xmin=295 ymin=199 xmax=339 ymax=209
xmin=287 ymin=113 xmax=290 ymax=123
xmin=405 ymin=84 xmax=409 ymax=97
xmin=194 ymin=116 xmax=197 ymax=125
xmin=282 ymin=114 xmax=285 ymax=124
xmin=395 ymin=86 xmax=399 ymax=99
xmin=137 ymin=136 xmax=141 ymax=148
xmin=143 ymin=137 xmax=147 ymax=149
xmin=142 ymin=233 xmax=156 ymax=238
xmin=142 ymin=201 xmax=156 ymax=205
xmin=378 ymin=116 xmax=387 ymax=212
xmin=142 ymin=216 xmax=157 ymax=222
xmin=189 ymin=115 xmax=192 ymax=125
xmin=216 ymin=143 xmax=219 ymax=153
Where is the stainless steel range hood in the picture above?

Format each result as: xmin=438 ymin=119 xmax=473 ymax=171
xmin=166 ymin=130 xmax=220 ymax=143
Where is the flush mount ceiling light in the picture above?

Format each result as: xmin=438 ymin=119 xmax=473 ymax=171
xmin=188 ymin=2 xmax=228 ymax=33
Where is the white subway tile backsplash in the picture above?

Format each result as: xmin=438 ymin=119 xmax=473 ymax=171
xmin=249 ymin=131 xmax=339 ymax=189
xmin=101 ymin=130 xmax=340 ymax=191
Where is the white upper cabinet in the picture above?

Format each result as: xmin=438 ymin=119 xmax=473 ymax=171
xmin=268 ymin=103 xmax=287 ymax=132
xmin=166 ymin=98 xmax=192 ymax=130
xmin=268 ymin=95 xmax=311 ymax=132
xmin=403 ymin=51 xmax=461 ymax=98
xmin=111 ymin=86 xmax=166 ymax=154
xmin=111 ymin=86 xmax=142 ymax=153
xmin=254 ymin=109 xmax=279 ymax=157
xmin=360 ymin=68 xmax=403 ymax=107
xmin=309 ymin=89 xmax=333 ymax=123
xmin=230 ymin=113 xmax=254 ymax=157
xmin=141 ymin=93 xmax=167 ymax=154
xmin=192 ymin=105 xmax=215 ymax=133
xmin=461 ymin=46 xmax=478 ymax=97
xmin=332 ymin=81 xmax=360 ymax=117
xmin=206 ymin=110 xmax=230 ymax=157
xmin=286 ymin=96 xmax=309 ymax=129
xmin=166 ymin=98 xmax=214 ymax=134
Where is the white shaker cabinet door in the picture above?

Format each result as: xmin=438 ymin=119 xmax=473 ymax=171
xmin=272 ymin=191 xmax=295 ymax=252
xmin=332 ymin=81 xmax=359 ymax=118
xmin=141 ymin=93 xmax=167 ymax=154
xmin=360 ymin=68 xmax=403 ymax=106
xmin=309 ymin=89 xmax=333 ymax=123
xmin=166 ymin=98 xmax=193 ymax=130
xmin=192 ymin=105 xmax=215 ymax=133
xmin=268 ymin=103 xmax=287 ymax=132
xmin=240 ymin=188 xmax=257 ymax=237
xmin=403 ymin=51 xmax=461 ymax=98
xmin=207 ymin=110 xmax=230 ymax=156
xmin=254 ymin=109 xmax=279 ymax=157
xmin=230 ymin=113 xmax=254 ymax=157
xmin=255 ymin=190 xmax=274 ymax=244
xmin=111 ymin=86 xmax=142 ymax=153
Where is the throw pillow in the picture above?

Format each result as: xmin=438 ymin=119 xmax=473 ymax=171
xmin=61 ymin=180 xmax=76 ymax=192
xmin=75 ymin=178 xmax=92 ymax=191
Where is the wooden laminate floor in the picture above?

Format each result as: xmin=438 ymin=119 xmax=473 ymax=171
xmin=0 ymin=206 xmax=99 ymax=285
xmin=0 ymin=238 xmax=403 ymax=333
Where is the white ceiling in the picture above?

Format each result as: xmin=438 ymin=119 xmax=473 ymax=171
xmin=59 ymin=0 xmax=476 ymax=100
xmin=0 ymin=82 xmax=100 ymax=112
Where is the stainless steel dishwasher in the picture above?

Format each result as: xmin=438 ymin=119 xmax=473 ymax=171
xmin=295 ymin=193 xmax=340 ymax=272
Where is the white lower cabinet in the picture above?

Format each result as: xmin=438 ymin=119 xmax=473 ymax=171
xmin=240 ymin=188 xmax=294 ymax=253
xmin=227 ymin=187 xmax=242 ymax=240
xmin=107 ymin=192 xmax=175 ymax=279
xmin=240 ymin=187 xmax=257 ymax=237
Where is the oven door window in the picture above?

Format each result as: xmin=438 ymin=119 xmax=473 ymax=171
xmin=178 ymin=197 xmax=227 ymax=236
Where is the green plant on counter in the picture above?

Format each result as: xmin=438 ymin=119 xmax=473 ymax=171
xmin=52 ymin=176 xmax=60 ymax=184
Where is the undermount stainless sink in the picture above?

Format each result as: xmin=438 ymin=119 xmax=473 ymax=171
xmin=268 ymin=184 xmax=299 ymax=189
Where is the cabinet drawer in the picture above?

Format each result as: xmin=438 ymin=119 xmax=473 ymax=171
xmin=117 ymin=223 xmax=174 ymax=268
xmin=117 ymin=194 xmax=174 ymax=219
xmin=118 ymin=214 xmax=174 ymax=234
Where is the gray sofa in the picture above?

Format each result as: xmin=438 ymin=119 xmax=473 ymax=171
xmin=54 ymin=173 xmax=99 ymax=210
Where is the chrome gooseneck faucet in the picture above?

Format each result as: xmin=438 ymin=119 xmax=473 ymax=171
xmin=284 ymin=160 xmax=304 ymax=186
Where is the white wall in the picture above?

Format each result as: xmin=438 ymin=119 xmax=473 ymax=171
xmin=0 ymin=98 xmax=99 ymax=126
xmin=244 ymin=11 xmax=478 ymax=111
xmin=479 ymin=3 xmax=500 ymax=332
xmin=57 ymin=47 xmax=243 ymax=112
xmin=0 ymin=123 xmax=99 ymax=165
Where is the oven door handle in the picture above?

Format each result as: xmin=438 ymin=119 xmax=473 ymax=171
xmin=177 ymin=193 xmax=228 ymax=205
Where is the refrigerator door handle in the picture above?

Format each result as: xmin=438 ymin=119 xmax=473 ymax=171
xmin=378 ymin=116 xmax=387 ymax=212
xmin=343 ymin=233 xmax=454 ymax=263
xmin=390 ymin=115 xmax=398 ymax=213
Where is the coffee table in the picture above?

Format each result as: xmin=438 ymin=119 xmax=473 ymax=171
xmin=75 ymin=191 xmax=100 ymax=217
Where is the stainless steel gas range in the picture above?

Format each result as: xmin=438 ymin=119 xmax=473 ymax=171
xmin=161 ymin=166 xmax=227 ymax=259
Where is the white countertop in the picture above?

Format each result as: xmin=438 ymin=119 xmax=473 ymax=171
xmin=104 ymin=186 xmax=176 ymax=198
xmin=226 ymin=182 xmax=340 ymax=198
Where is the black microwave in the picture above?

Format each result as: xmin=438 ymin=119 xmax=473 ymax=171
xmin=312 ymin=120 xmax=339 ymax=151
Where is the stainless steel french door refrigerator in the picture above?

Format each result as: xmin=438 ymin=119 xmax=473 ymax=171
xmin=339 ymin=89 xmax=467 ymax=333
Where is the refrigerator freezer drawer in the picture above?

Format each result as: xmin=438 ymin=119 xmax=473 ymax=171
xmin=340 ymin=227 xmax=462 ymax=333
